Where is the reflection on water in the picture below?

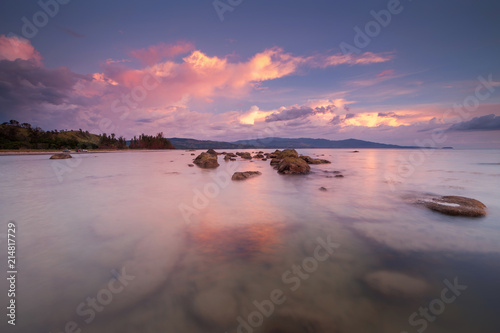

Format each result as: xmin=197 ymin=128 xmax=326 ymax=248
xmin=0 ymin=149 xmax=499 ymax=333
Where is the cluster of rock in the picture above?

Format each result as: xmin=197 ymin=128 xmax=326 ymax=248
xmin=191 ymin=148 xmax=334 ymax=177
xmin=266 ymin=149 xmax=331 ymax=175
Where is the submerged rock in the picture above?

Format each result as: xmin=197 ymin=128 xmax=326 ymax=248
xmin=193 ymin=152 xmax=219 ymax=169
xmin=231 ymin=171 xmax=262 ymax=181
xmin=418 ymin=196 xmax=487 ymax=217
xmin=276 ymin=157 xmax=310 ymax=175
xmin=319 ymin=187 xmax=327 ymax=191
xmin=188 ymin=164 xmax=194 ymax=167
xmin=50 ymin=153 xmax=72 ymax=159
xmin=364 ymin=270 xmax=430 ymax=299
xmin=193 ymin=288 xmax=238 ymax=326
xmin=300 ymin=155 xmax=331 ymax=164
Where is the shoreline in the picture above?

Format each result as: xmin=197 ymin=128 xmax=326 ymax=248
xmin=0 ymin=150 xmax=134 ymax=156
xmin=0 ymin=149 xmax=185 ymax=156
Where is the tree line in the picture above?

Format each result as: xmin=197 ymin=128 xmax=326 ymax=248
xmin=0 ymin=120 xmax=175 ymax=150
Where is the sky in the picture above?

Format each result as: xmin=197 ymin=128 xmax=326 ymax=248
xmin=0 ymin=0 xmax=499 ymax=148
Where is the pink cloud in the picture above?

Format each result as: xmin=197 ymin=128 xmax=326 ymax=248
xmin=96 ymin=47 xmax=394 ymax=113
xmin=129 ymin=41 xmax=195 ymax=65
xmin=377 ymin=69 xmax=396 ymax=78
xmin=0 ymin=35 xmax=42 ymax=65
xmin=309 ymin=51 xmax=394 ymax=68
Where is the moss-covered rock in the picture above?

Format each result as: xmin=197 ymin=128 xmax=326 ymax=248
xmin=277 ymin=157 xmax=310 ymax=174
xmin=193 ymin=152 xmax=219 ymax=169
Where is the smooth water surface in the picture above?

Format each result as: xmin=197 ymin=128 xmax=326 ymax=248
xmin=1 ymin=149 xmax=499 ymax=333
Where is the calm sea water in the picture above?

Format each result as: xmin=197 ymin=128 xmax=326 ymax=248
xmin=1 ymin=149 xmax=499 ymax=333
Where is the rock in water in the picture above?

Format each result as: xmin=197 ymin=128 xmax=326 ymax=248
xmin=240 ymin=152 xmax=252 ymax=160
xmin=193 ymin=152 xmax=219 ymax=169
xmin=300 ymin=155 xmax=331 ymax=164
xmin=270 ymin=158 xmax=281 ymax=167
xmin=281 ymin=149 xmax=299 ymax=158
xmin=277 ymin=157 xmax=310 ymax=175
xmin=231 ymin=171 xmax=262 ymax=181
xmin=206 ymin=149 xmax=218 ymax=156
xmin=50 ymin=153 xmax=72 ymax=159
xmin=419 ymin=196 xmax=487 ymax=217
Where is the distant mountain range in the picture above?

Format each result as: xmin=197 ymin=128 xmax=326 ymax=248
xmin=167 ymin=138 xmax=254 ymax=149
xmin=168 ymin=137 xmax=439 ymax=149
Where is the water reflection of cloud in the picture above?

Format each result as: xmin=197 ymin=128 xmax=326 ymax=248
xmin=187 ymin=221 xmax=286 ymax=261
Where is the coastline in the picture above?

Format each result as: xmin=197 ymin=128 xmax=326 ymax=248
xmin=0 ymin=149 xmax=182 ymax=156
xmin=0 ymin=150 xmax=122 ymax=156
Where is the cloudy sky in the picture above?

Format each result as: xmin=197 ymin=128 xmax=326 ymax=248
xmin=0 ymin=0 xmax=499 ymax=148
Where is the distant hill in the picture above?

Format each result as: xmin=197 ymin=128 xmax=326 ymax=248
xmin=167 ymin=138 xmax=254 ymax=149
xmin=167 ymin=137 xmax=424 ymax=149
xmin=0 ymin=123 xmax=101 ymax=149
xmin=231 ymin=137 xmax=421 ymax=149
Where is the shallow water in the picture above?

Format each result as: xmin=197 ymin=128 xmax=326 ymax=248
xmin=1 ymin=149 xmax=499 ymax=333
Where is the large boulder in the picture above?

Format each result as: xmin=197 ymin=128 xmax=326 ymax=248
xmin=270 ymin=158 xmax=281 ymax=167
xmin=418 ymin=196 xmax=487 ymax=217
xmin=50 ymin=153 xmax=72 ymax=159
xmin=231 ymin=171 xmax=262 ymax=181
xmin=193 ymin=152 xmax=219 ymax=169
xmin=276 ymin=157 xmax=310 ymax=175
xmin=280 ymin=149 xmax=299 ymax=158
xmin=253 ymin=154 xmax=264 ymax=159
